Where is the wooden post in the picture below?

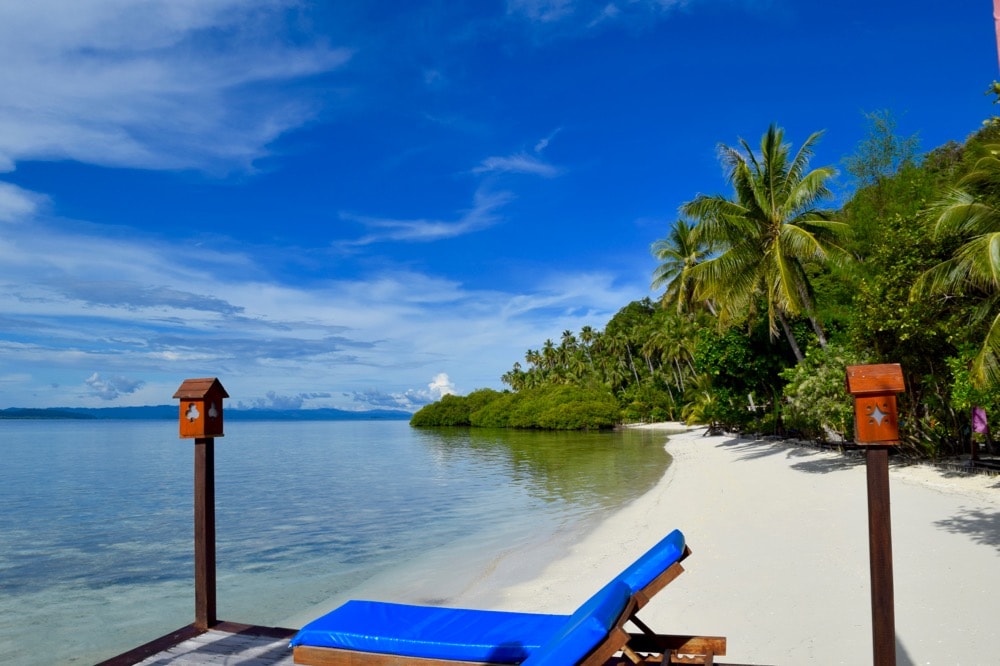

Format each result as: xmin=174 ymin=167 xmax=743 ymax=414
xmin=846 ymin=364 xmax=904 ymax=666
xmin=194 ymin=437 xmax=217 ymax=630
xmin=173 ymin=377 xmax=228 ymax=631
xmin=866 ymin=447 xmax=894 ymax=666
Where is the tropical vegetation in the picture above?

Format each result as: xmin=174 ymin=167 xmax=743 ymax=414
xmin=413 ymin=107 xmax=1000 ymax=458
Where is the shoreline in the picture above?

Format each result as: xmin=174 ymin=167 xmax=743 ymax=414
xmin=451 ymin=423 xmax=1000 ymax=664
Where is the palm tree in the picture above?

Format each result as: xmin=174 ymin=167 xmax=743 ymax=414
xmin=913 ymin=149 xmax=1000 ymax=387
xmin=681 ymin=124 xmax=847 ymax=362
xmin=650 ymin=218 xmax=714 ymax=314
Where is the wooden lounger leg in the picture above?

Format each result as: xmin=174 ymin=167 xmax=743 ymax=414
xmin=622 ymin=611 xmax=725 ymax=666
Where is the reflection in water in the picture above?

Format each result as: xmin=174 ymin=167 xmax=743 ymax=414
xmin=413 ymin=427 xmax=673 ymax=511
xmin=0 ymin=420 xmax=677 ymax=666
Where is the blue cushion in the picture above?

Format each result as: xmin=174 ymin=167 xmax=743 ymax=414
xmin=615 ymin=529 xmax=685 ymax=593
xmin=291 ymin=530 xmax=686 ymax=664
xmin=520 ymin=580 xmax=631 ymax=666
xmin=290 ymin=600 xmax=566 ymax=663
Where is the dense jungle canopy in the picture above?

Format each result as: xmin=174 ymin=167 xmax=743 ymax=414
xmin=412 ymin=109 xmax=1000 ymax=458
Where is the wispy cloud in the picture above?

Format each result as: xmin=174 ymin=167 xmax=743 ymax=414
xmin=506 ymin=0 xmax=691 ymax=31
xmin=0 ymin=182 xmax=47 ymax=223
xmin=0 ymin=193 xmax=643 ymax=408
xmin=506 ymin=0 xmax=576 ymax=23
xmin=339 ymin=188 xmax=514 ymax=245
xmin=0 ymin=1 xmax=352 ymax=173
xmin=473 ymin=152 xmax=561 ymax=177
xmin=475 ymin=129 xmax=564 ymax=177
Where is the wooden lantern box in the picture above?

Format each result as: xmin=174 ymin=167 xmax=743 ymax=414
xmin=173 ymin=377 xmax=229 ymax=439
xmin=845 ymin=364 xmax=905 ymax=445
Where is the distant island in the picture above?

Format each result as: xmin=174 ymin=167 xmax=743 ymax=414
xmin=0 ymin=406 xmax=412 ymax=421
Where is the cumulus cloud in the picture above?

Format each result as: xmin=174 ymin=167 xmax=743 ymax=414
xmin=84 ymin=372 xmax=145 ymax=400
xmin=428 ymin=373 xmax=457 ymax=398
xmin=351 ymin=374 xmax=458 ymax=412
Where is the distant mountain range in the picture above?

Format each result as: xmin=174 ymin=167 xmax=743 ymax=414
xmin=0 ymin=405 xmax=412 ymax=421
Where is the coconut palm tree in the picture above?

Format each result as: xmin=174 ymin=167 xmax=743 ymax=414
xmin=681 ymin=124 xmax=847 ymax=362
xmin=913 ymin=149 xmax=1000 ymax=387
xmin=650 ymin=218 xmax=714 ymax=314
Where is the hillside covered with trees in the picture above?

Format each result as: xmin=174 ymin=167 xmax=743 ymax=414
xmin=412 ymin=109 xmax=1000 ymax=458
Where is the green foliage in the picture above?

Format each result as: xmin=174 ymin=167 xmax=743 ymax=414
xmin=409 ymin=389 xmax=505 ymax=426
xmin=947 ymin=350 xmax=1000 ymax=414
xmin=412 ymin=386 xmax=620 ymax=430
xmin=689 ymin=317 xmax=793 ymax=431
xmin=619 ymin=381 xmax=680 ymax=423
xmin=780 ymin=343 xmax=866 ymax=441
xmin=472 ymin=386 xmax=619 ymax=430
xmin=680 ymin=124 xmax=847 ymax=360
xmin=430 ymin=116 xmax=1000 ymax=456
xmin=842 ymin=109 xmax=920 ymax=190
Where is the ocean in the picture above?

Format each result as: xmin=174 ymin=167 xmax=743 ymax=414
xmin=0 ymin=419 xmax=671 ymax=665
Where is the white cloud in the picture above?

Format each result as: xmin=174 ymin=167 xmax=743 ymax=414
xmin=0 ymin=197 xmax=644 ymax=408
xmin=339 ymin=187 xmax=514 ymax=245
xmin=0 ymin=0 xmax=352 ymax=173
xmin=473 ymin=152 xmax=561 ymax=177
xmin=428 ymin=373 xmax=457 ymax=398
xmin=349 ymin=374 xmax=456 ymax=412
xmin=507 ymin=0 xmax=690 ymax=30
xmin=507 ymin=0 xmax=576 ymax=23
xmin=0 ymin=182 xmax=46 ymax=222
xmin=84 ymin=372 xmax=145 ymax=400
xmin=534 ymin=128 xmax=562 ymax=153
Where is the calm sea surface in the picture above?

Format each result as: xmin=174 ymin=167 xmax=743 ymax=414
xmin=0 ymin=419 xmax=671 ymax=665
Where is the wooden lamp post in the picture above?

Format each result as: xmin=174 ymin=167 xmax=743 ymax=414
xmin=173 ymin=377 xmax=229 ymax=631
xmin=845 ymin=363 xmax=905 ymax=666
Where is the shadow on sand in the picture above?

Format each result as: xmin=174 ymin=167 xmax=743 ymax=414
xmin=713 ymin=430 xmax=1000 ymax=554
xmin=935 ymin=507 xmax=1000 ymax=552
xmin=716 ymin=435 xmax=866 ymax=474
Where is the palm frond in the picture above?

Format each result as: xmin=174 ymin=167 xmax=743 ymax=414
xmin=971 ymin=308 xmax=1000 ymax=388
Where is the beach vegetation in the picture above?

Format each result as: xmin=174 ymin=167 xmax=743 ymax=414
xmin=411 ymin=385 xmax=619 ymax=430
xmin=416 ymin=111 xmax=1000 ymax=448
xmin=780 ymin=343 xmax=867 ymax=442
xmin=680 ymin=124 xmax=849 ymax=361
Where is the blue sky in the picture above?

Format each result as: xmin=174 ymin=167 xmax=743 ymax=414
xmin=0 ymin=0 xmax=995 ymax=411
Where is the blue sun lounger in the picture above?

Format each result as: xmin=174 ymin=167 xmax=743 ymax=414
xmin=290 ymin=529 xmax=726 ymax=665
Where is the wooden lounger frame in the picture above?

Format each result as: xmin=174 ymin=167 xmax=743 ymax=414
xmin=293 ymin=546 xmax=726 ymax=666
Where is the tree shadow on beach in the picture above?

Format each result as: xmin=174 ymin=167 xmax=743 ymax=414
xmin=718 ymin=436 xmax=866 ymax=474
xmin=788 ymin=450 xmax=866 ymax=474
xmin=928 ymin=466 xmax=1000 ymax=489
xmin=934 ymin=507 xmax=1000 ymax=552
xmin=717 ymin=436 xmax=795 ymax=461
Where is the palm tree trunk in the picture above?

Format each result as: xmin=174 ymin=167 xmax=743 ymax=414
xmin=810 ymin=316 xmax=829 ymax=349
xmin=778 ymin=311 xmax=805 ymax=363
xmin=796 ymin=282 xmax=828 ymax=350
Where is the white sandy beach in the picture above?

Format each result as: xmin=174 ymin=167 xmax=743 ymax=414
xmin=454 ymin=425 xmax=1000 ymax=665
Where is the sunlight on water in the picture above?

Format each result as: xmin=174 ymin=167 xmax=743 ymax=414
xmin=0 ymin=420 xmax=671 ymax=665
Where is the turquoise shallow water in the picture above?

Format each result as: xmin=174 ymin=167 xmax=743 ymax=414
xmin=0 ymin=419 xmax=670 ymax=665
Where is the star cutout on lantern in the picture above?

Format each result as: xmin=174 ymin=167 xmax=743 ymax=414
xmin=869 ymin=404 xmax=888 ymax=426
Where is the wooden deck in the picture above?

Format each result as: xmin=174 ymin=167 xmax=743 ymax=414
xmin=98 ymin=622 xmax=757 ymax=665
xmin=97 ymin=622 xmax=298 ymax=666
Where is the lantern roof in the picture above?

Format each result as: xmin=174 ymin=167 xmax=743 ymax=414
xmin=172 ymin=377 xmax=229 ymax=400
